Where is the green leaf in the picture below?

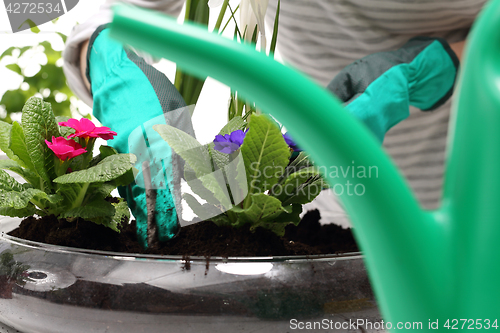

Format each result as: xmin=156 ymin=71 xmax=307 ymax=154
xmin=0 ymin=205 xmax=39 ymax=218
xmin=89 ymin=145 xmax=119 ymax=167
xmin=6 ymin=64 xmax=22 ymax=75
xmin=10 ymin=121 xmax=36 ymax=171
xmin=232 ymin=193 xmax=285 ymax=225
xmin=241 ymin=114 xmax=290 ymax=194
xmin=86 ymin=183 xmax=116 ymax=202
xmin=56 ymin=183 xmax=84 ymax=210
xmin=154 ymin=124 xmax=231 ymax=208
xmin=0 ymin=169 xmax=27 ymax=192
xmin=219 ymin=116 xmax=246 ymax=135
xmin=0 ymin=188 xmax=53 ymax=209
xmin=56 ymin=116 xmax=75 ymax=138
xmin=284 ymin=177 xmax=328 ymax=205
xmin=278 ymin=152 xmax=313 ymax=184
xmin=184 ymin=164 xmax=220 ymax=205
xmin=61 ymin=198 xmax=115 ymax=219
xmin=269 ymin=0 xmax=280 ymax=56
xmin=0 ymin=159 xmax=40 ymax=186
xmin=18 ymin=19 xmax=40 ymax=33
xmin=21 ymin=97 xmax=60 ymax=184
xmin=0 ymin=122 xmax=15 ymax=159
xmin=273 ymin=166 xmax=322 ymax=203
xmin=56 ymin=32 xmax=67 ymax=43
xmin=53 ymin=154 xmax=136 ymax=184
xmin=183 ymin=192 xmax=226 ymax=223
xmin=0 ymin=47 xmax=16 ymax=60
xmin=89 ymin=198 xmax=130 ymax=232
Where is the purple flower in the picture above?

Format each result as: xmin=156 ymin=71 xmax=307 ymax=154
xmin=283 ymin=132 xmax=302 ymax=152
xmin=213 ymin=130 xmax=246 ymax=154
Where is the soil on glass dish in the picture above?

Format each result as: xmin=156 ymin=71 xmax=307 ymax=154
xmin=8 ymin=210 xmax=359 ymax=256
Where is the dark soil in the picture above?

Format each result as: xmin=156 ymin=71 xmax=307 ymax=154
xmin=8 ymin=210 xmax=359 ymax=256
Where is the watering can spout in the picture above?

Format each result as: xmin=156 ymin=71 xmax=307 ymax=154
xmin=108 ymin=0 xmax=500 ymax=326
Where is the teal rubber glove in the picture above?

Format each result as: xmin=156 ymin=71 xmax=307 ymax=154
xmin=86 ymin=26 xmax=194 ymax=248
xmin=327 ymin=37 xmax=460 ymax=142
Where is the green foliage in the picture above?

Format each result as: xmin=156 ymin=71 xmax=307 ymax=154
xmin=174 ymin=0 xmax=210 ymax=106
xmin=154 ymin=114 xmax=325 ymax=236
xmin=0 ymin=251 xmax=31 ymax=286
xmin=0 ymin=97 xmax=133 ymax=231
xmin=0 ymin=34 xmax=77 ymax=123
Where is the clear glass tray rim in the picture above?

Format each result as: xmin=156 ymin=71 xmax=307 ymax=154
xmin=0 ymin=232 xmax=363 ymax=263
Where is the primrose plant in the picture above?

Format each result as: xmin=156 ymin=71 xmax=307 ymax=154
xmin=0 ymin=97 xmax=135 ymax=231
xmin=154 ymin=114 xmax=328 ymax=236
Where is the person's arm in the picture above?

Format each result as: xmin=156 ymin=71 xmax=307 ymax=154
xmin=450 ymin=40 xmax=466 ymax=61
xmin=327 ymin=37 xmax=460 ymax=142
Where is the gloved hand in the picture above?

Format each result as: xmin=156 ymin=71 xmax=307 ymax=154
xmin=85 ymin=27 xmax=195 ymax=248
xmin=327 ymin=37 xmax=460 ymax=142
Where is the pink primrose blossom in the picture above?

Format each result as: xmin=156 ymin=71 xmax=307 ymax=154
xmin=45 ymin=136 xmax=87 ymax=161
xmin=59 ymin=118 xmax=117 ymax=140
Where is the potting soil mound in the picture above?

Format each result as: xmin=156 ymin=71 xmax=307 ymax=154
xmin=8 ymin=210 xmax=359 ymax=256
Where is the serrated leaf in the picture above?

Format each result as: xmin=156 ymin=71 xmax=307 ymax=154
xmin=21 ymin=97 xmax=60 ymax=185
xmin=56 ymin=116 xmax=75 ymax=138
xmin=277 ymin=152 xmax=313 ymax=185
xmin=273 ymin=166 xmax=322 ymax=203
xmin=208 ymin=142 xmax=230 ymax=171
xmin=10 ymin=121 xmax=36 ymax=171
xmin=154 ymin=124 xmax=231 ymax=208
xmin=219 ymin=116 xmax=246 ymax=135
xmin=89 ymin=145 xmax=119 ymax=167
xmin=284 ymin=177 xmax=328 ymax=205
xmin=253 ymin=203 xmax=302 ymax=237
xmin=0 ymin=205 xmax=39 ymax=218
xmin=53 ymin=154 xmax=136 ymax=184
xmin=0 ymin=122 xmax=15 ymax=159
xmin=184 ymin=164 xmax=220 ymax=205
xmin=56 ymin=183 xmax=84 ymax=209
xmin=61 ymin=198 xmax=115 ymax=219
xmin=241 ymin=115 xmax=290 ymax=194
xmin=0 ymin=188 xmax=51 ymax=209
xmin=233 ymin=193 xmax=284 ymax=225
xmin=183 ymin=192 xmax=225 ymax=223
xmin=0 ymin=170 xmax=27 ymax=192
xmin=0 ymin=159 xmax=40 ymax=188
xmin=89 ymin=198 xmax=130 ymax=232
xmin=86 ymin=183 xmax=116 ymax=201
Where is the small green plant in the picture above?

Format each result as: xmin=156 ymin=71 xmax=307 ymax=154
xmin=0 ymin=97 xmax=135 ymax=231
xmin=0 ymin=251 xmax=31 ymax=287
xmin=154 ymin=114 xmax=328 ymax=236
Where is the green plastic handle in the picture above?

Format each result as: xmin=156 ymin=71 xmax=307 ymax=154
xmin=109 ymin=0 xmax=500 ymax=326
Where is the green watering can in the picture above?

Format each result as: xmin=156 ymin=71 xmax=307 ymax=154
xmin=108 ymin=0 xmax=500 ymax=328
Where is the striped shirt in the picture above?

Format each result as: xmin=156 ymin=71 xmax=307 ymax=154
xmin=263 ymin=0 xmax=486 ymax=224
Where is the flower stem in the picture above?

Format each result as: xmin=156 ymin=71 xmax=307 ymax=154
xmin=213 ymin=0 xmax=230 ymax=33
xmin=72 ymin=182 xmax=90 ymax=209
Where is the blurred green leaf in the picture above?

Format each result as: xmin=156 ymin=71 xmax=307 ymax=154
xmin=18 ymin=19 xmax=40 ymax=33
xmin=0 ymin=47 xmax=15 ymax=60
xmin=56 ymin=32 xmax=67 ymax=43
xmin=6 ymin=64 xmax=22 ymax=75
xmin=1 ymin=38 xmax=75 ymax=123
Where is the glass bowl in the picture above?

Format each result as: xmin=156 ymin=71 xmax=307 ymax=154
xmin=0 ymin=216 xmax=383 ymax=333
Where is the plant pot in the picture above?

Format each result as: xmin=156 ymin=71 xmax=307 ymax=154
xmin=0 ymin=216 xmax=384 ymax=333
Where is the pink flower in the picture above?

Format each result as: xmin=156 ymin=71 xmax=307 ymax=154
xmin=59 ymin=118 xmax=117 ymax=140
xmin=45 ymin=136 xmax=87 ymax=160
